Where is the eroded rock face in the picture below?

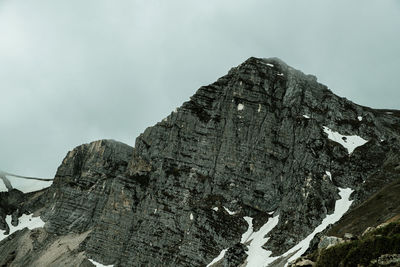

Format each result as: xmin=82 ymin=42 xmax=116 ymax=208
xmin=43 ymin=139 xmax=133 ymax=235
xmin=1 ymin=57 xmax=400 ymax=266
xmin=0 ymin=189 xmax=25 ymax=232
xmin=318 ymin=236 xmax=343 ymax=249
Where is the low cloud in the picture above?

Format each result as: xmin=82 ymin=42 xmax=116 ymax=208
xmin=0 ymin=0 xmax=399 ymax=178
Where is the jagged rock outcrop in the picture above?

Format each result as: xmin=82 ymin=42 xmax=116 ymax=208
xmin=1 ymin=57 xmax=400 ymax=266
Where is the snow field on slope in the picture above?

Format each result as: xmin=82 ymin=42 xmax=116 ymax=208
xmin=243 ymin=215 xmax=280 ymax=266
xmin=323 ymin=126 xmax=368 ymax=154
xmin=263 ymin=187 xmax=354 ymax=267
xmin=206 ymin=214 xmax=280 ymax=267
xmin=0 ymin=214 xmax=45 ymax=241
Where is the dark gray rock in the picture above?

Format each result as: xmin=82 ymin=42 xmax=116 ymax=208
xmin=0 ymin=189 xmax=25 ymax=233
xmin=221 ymin=243 xmax=248 ymax=267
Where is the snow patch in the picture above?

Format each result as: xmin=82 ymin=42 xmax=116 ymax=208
xmin=88 ymin=259 xmax=114 ymax=267
xmin=206 ymin=249 xmax=227 ymax=267
xmin=223 ymin=206 xmax=236 ymax=215
xmin=209 ymin=215 xmax=279 ymax=266
xmin=190 ymin=213 xmax=194 ymax=220
xmin=237 ymin=104 xmax=244 ymax=111
xmin=266 ymin=63 xmax=274 ymax=67
xmin=0 ymin=214 xmax=45 ymax=241
xmin=244 ymin=215 xmax=280 ymax=266
xmin=323 ymin=126 xmax=368 ymax=154
xmin=357 ymin=116 xmax=363 ymax=121
xmin=264 ymin=187 xmax=354 ymax=266
xmin=258 ymin=104 xmax=261 ymax=113
xmin=325 ymin=171 xmax=332 ymax=182
xmin=303 ymin=115 xmax=310 ymax=119
xmin=212 ymin=207 xmax=219 ymax=212
xmin=277 ymin=73 xmax=284 ymax=76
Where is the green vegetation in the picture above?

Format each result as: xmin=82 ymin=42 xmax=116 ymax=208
xmin=315 ymin=222 xmax=400 ymax=267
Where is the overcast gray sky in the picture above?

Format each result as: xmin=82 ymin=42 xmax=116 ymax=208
xmin=1 ymin=0 xmax=399 ymax=179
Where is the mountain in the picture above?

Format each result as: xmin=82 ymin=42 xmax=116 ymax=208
xmin=1 ymin=57 xmax=399 ymax=267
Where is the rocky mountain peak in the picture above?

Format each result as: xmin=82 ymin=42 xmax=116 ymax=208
xmin=1 ymin=57 xmax=399 ymax=267
xmin=228 ymin=57 xmax=326 ymax=104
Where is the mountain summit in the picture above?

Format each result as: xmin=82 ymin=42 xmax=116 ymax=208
xmin=1 ymin=57 xmax=399 ymax=267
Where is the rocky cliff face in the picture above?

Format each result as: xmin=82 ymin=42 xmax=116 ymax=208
xmin=1 ymin=57 xmax=399 ymax=267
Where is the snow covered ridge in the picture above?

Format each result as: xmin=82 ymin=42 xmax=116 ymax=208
xmin=0 ymin=214 xmax=45 ymax=241
xmin=322 ymin=126 xmax=368 ymax=154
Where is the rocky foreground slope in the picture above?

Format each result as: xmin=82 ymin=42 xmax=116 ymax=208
xmin=0 ymin=57 xmax=399 ymax=266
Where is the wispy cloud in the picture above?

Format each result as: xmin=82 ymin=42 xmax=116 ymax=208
xmin=0 ymin=0 xmax=399 ymax=179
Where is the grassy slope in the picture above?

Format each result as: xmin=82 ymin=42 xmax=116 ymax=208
xmin=315 ymin=221 xmax=400 ymax=267
xmin=327 ymin=178 xmax=400 ymax=237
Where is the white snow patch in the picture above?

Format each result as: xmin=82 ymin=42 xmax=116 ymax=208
xmin=173 ymin=108 xmax=178 ymax=113
xmin=266 ymin=63 xmax=274 ymax=67
xmin=258 ymin=104 xmax=261 ymax=113
xmin=325 ymin=171 xmax=332 ymax=182
xmin=0 ymin=214 xmax=45 ymax=241
xmin=190 ymin=213 xmax=194 ymax=220
xmin=264 ymin=187 xmax=354 ymax=266
xmin=88 ymin=259 xmax=114 ymax=267
xmin=357 ymin=116 xmax=363 ymax=121
xmin=206 ymin=249 xmax=227 ymax=267
xmin=237 ymin=103 xmax=244 ymax=111
xmin=277 ymin=73 xmax=284 ymax=76
xmin=154 ymin=208 xmax=157 ymax=214
xmin=212 ymin=207 xmax=219 ymax=212
xmin=303 ymin=115 xmax=310 ymax=119
xmin=244 ymin=215 xmax=280 ymax=266
xmin=268 ymin=211 xmax=275 ymax=215
xmin=323 ymin=126 xmax=368 ymax=154
xmin=223 ymin=206 xmax=236 ymax=215
xmin=212 ymin=215 xmax=279 ymax=266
